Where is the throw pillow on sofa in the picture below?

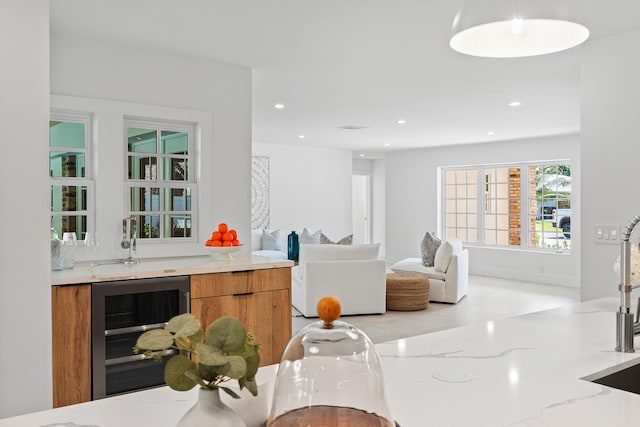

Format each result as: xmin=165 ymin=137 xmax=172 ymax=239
xmin=434 ymin=238 xmax=463 ymax=273
xmin=300 ymin=228 xmax=322 ymax=244
xmin=320 ymin=232 xmax=353 ymax=245
xmin=261 ymin=229 xmax=283 ymax=251
xmin=421 ymin=231 xmax=441 ymax=267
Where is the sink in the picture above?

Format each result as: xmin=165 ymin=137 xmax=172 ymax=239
xmin=583 ymin=358 xmax=640 ymax=395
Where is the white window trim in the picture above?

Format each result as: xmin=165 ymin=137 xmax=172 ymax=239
xmin=50 ymin=110 xmax=95 ymax=236
xmin=441 ymin=160 xmax=571 ymax=253
xmin=124 ymin=116 xmax=198 ymax=242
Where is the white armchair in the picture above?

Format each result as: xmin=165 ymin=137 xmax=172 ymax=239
xmin=291 ymin=243 xmax=387 ymax=317
xmin=390 ymin=241 xmax=468 ymax=304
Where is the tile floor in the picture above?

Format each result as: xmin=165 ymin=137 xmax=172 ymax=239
xmin=291 ymin=275 xmax=580 ymax=344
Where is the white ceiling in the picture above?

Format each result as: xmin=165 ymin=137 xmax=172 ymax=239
xmin=50 ymin=1 xmax=640 ymax=158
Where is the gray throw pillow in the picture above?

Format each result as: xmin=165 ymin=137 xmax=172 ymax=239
xmin=261 ymin=229 xmax=282 ymax=251
xmin=320 ymin=233 xmax=353 ymax=245
xmin=300 ymin=228 xmax=322 ymax=244
xmin=421 ymin=231 xmax=441 ymax=267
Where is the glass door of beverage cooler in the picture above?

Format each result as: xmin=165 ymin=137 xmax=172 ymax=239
xmin=91 ymin=276 xmax=190 ymax=399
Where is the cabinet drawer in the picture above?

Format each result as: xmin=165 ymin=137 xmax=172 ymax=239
xmin=191 ymin=267 xmax=291 ymax=298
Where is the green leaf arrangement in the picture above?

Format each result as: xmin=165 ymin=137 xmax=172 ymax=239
xmin=133 ymin=313 xmax=261 ymax=398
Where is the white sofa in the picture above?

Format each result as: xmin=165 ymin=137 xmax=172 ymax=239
xmin=250 ymin=229 xmax=288 ymax=259
xmin=390 ymin=241 xmax=468 ymax=304
xmin=291 ymin=243 xmax=387 ymax=317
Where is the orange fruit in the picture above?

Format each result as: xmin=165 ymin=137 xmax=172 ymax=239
xmin=317 ymin=297 xmax=341 ymax=324
xmin=205 ymin=239 xmax=213 ymax=247
xmin=232 ymin=239 xmax=240 ymax=246
xmin=230 ymin=229 xmax=237 ymax=239
xmin=212 ymin=231 xmax=222 ymax=240
xmin=212 ymin=240 xmax=222 ymax=247
xmin=222 ymin=240 xmax=233 ymax=247
xmin=218 ymin=223 xmax=229 ymax=233
xmin=222 ymin=231 xmax=234 ymax=241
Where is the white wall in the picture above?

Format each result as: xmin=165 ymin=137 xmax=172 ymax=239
xmin=581 ymin=29 xmax=640 ymax=301
xmin=252 ymin=143 xmax=352 ymax=240
xmin=386 ymin=134 xmax=580 ymax=287
xmin=0 ymin=0 xmax=51 ymax=418
xmin=50 ymin=34 xmax=252 ymax=258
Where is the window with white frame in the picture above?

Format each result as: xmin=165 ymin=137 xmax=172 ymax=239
xmin=443 ymin=161 xmax=571 ymax=252
xmin=49 ymin=111 xmax=94 ymax=240
xmin=124 ymin=117 xmax=196 ymax=240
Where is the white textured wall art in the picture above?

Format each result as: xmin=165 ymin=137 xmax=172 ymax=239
xmin=251 ymin=156 xmax=270 ymax=229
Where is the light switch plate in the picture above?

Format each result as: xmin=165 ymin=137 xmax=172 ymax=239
xmin=595 ymin=225 xmax=621 ymax=244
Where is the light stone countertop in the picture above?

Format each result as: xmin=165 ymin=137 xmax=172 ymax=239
xmin=2 ymin=298 xmax=640 ymax=426
xmin=51 ymin=252 xmax=294 ymax=285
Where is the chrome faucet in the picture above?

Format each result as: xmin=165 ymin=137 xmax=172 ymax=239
xmin=121 ymin=216 xmax=139 ymax=264
xmin=615 ymin=216 xmax=640 ymax=352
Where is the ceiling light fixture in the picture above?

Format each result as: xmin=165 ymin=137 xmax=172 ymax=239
xmin=487 ymin=131 xmax=495 ymax=136
xmin=298 ymin=135 xmax=305 ymax=139
xmin=450 ymin=0 xmax=589 ymax=58
xmin=397 ymin=119 xmax=406 ymax=125
xmin=508 ymin=101 xmax=522 ymax=107
xmin=274 ymin=103 xmax=285 ymax=109
xmin=359 ymin=154 xmax=365 ymax=157
xmin=384 ymin=143 xmax=391 ymax=147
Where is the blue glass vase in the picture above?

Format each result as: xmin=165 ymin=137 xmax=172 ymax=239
xmin=287 ymin=231 xmax=299 ymax=262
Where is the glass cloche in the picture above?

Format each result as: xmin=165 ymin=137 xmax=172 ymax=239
xmin=266 ymin=297 xmax=395 ymax=427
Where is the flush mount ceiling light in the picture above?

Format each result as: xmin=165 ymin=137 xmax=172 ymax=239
xmin=274 ymin=103 xmax=285 ymax=109
xmin=450 ymin=0 xmax=589 ymax=58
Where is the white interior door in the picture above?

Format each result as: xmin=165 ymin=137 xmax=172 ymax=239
xmin=352 ymin=174 xmax=371 ymax=244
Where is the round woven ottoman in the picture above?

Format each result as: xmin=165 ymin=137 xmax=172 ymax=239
xmin=386 ymin=273 xmax=430 ymax=311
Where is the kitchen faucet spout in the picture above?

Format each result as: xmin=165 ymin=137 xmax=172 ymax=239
xmin=616 ymin=216 xmax=640 ymax=352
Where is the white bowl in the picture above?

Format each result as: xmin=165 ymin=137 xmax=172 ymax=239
xmin=208 ymin=244 xmax=243 ymax=260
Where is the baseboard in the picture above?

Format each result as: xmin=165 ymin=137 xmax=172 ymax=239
xmin=470 ymin=266 xmax=579 ymax=288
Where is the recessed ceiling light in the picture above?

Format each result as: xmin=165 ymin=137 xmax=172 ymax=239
xmin=487 ymin=131 xmax=495 ymax=136
xmin=508 ymin=101 xmax=522 ymax=107
xmin=397 ymin=119 xmax=406 ymax=125
xmin=298 ymin=135 xmax=305 ymax=139
xmin=384 ymin=143 xmax=391 ymax=147
xmin=359 ymin=154 xmax=365 ymax=157
xmin=274 ymin=103 xmax=285 ymax=109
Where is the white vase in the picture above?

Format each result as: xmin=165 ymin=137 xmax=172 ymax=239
xmin=177 ymin=388 xmax=247 ymax=427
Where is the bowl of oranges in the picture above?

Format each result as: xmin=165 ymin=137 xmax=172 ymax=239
xmin=205 ymin=223 xmax=243 ymax=260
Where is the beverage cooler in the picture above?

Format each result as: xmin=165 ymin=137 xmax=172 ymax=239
xmin=91 ymin=276 xmax=190 ymax=399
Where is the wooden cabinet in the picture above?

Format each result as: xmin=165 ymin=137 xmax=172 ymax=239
xmin=190 ymin=267 xmax=291 ymax=366
xmin=52 ymin=284 xmax=92 ymax=408
xmin=51 ymin=265 xmax=291 ymax=408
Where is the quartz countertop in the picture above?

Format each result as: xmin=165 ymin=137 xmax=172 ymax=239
xmin=51 ymin=252 xmax=294 ymax=285
xmin=2 ymin=297 xmax=640 ymax=426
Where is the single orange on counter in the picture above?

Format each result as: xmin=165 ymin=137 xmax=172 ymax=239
xmin=317 ymin=297 xmax=341 ymax=324
xmin=218 ymin=223 xmax=229 ymax=233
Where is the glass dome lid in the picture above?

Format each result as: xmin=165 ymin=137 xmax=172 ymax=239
xmin=266 ymin=297 xmax=395 ymax=427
